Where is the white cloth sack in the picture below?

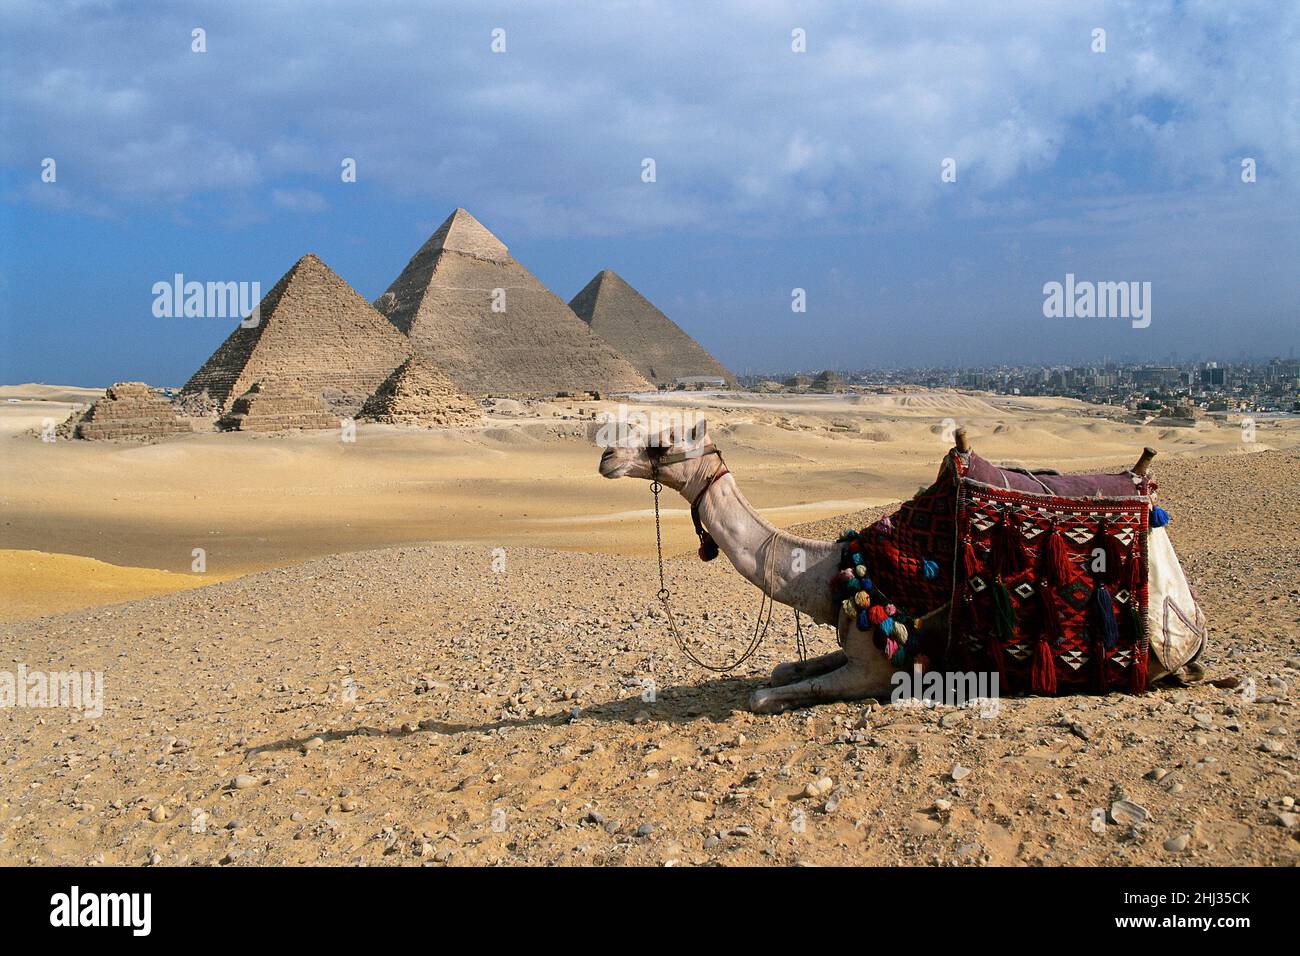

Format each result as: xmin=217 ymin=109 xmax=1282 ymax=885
xmin=1145 ymin=526 xmax=1207 ymax=678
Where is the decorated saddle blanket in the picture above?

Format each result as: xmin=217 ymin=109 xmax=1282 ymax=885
xmin=829 ymin=450 xmax=1204 ymax=695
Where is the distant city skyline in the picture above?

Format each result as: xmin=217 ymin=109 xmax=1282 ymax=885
xmin=2 ymin=1 xmax=1298 ymax=386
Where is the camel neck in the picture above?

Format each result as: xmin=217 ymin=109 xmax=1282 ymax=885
xmin=691 ymin=472 xmax=840 ymax=625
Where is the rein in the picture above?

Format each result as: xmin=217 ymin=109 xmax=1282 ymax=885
xmin=649 ymin=451 xmax=806 ymax=673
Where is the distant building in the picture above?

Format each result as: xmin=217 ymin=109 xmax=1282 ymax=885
xmin=673 ymin=375 xmax=727 ymax=389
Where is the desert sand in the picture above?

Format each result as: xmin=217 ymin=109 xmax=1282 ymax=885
xmin=1 ymin=388 xmax=1297 ymax=866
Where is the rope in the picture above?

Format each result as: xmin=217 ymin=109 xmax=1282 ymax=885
xmin=651 ymin=459 xmax=778 ymax=673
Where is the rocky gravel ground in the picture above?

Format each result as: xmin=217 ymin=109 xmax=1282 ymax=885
xmin=1 ymin=450 xmax=1296 ymax=866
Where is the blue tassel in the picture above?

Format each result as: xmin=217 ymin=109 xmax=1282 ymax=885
xmin=880 ymin=616 xmax=895 ymax=636
xmin=1094 ymin=585 xmax=1119 ymax=650
xmin=851 ymin=552 xmax=863 ymax=565
xmin=846 ymin=577 xmax=861 ymax=593
xmin=890 ymin=647 xmax=908 ymax=667
xmin=921 ymin=558 xmax=938 ymax=580
xmin=857 ymin=609 xmax=870 ymax=631
xmin=837 ymin=529 xmax=858 ymax=542
xmin=861 ymin=577 xmax=873 ymax=591
xmin=1150 ymin=506 xmax=1170 ymax=528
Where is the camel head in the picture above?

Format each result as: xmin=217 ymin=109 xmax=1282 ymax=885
xmin=597 ymin=416 xmax=716 ymax=494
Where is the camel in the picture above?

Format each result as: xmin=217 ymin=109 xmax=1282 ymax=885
xmin=599 ymin=418 xmax=944 ymax=713
xmin=599 ymin=418 xmax=1204 ymax=714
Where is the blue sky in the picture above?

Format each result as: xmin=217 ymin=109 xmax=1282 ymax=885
xmin=2 ymin=0 xmax=1297 ymax=386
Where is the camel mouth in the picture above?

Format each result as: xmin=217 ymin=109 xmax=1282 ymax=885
xmin=598 ymin=449 xmax=633 ymax=478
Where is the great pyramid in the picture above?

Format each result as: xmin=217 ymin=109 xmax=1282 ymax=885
xmin=568 ymin=270 xmax=734 ymax=388
xmin=358 ymin=356 xmax=483 ymax=427
xmin=74 ymin=382 xmax=191 ymax=440
xmin=181 ymin=253 xmax=412 ymax=415
xmin=218 ymin=379 xmax=338 ymax=432
xmin=373 ymin=209 xmax=652 ymax=396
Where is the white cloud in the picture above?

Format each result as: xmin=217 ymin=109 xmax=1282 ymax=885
xmin=0 ymin=0 xmax=1294 ymax=238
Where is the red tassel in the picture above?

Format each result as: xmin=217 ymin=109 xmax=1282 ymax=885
xmin=1031 ymin=637 xmax=1056 ymax=695
xmin=963 ymin=538 xmax=979 ymax=578
xmin=1040 ymin=586 xmax=1061 ymax=644
xmin=1046 ymin=526 xmax=1071 ymax=585
xmin=1128 ymin=540 xmax=1144 ymax=594
xmin=988 ymin=632 xmax=1008 ymax=685
xmin=994 ymin=512 xmax=1024 ymax=577
xmin=1094 ymin=635 xmax=1108 ymax=692
xmin=1131 ymin=643 xmax=1148 ymax=693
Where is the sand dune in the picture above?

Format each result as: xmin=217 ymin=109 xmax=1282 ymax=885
xmin=0 ymin=550 xmax=221 ymax=622
xmin=2 ymin=389 xmax=1296 ymax=618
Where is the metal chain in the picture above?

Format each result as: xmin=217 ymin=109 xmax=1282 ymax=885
xmin=651 ymin=459 xmax=772 ymax=673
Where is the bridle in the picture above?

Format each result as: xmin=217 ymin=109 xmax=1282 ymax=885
xmin=647 ymin=444 xmax=807 ymax=673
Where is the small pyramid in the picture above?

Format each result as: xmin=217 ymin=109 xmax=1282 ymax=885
xmin=75 ymin=382 xmax=190 ymax=440
xmin=218 ymin=379 xmax=338 ymax=432
xmin=181 ymin=253 xmax=412 ymax=415
xmin=569 ymin=270 xmax=735 ymax=388
xmin=358 ymin=356 xmax=483 ymax=428
xmin=374 ymin=209 xmax=652 ymax=396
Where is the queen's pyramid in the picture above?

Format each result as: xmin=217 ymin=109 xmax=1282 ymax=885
xmin=358 ymin=356 xmax=483 ymax=427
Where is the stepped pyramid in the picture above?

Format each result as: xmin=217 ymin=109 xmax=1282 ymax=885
xmin=373 ymin=209 xmax=651 ymax=396
xmin=75 ymin=382 xmax=190 ymax=440
xmin=218 ymin=379 xmax=338 ymax=432
xmin=358 ymin=356 xmax=483 ymax=427
xmin=181 ymin=253 xmax=412 ymax=415
xmin=569 ymin=270 xmax=734 ymax=388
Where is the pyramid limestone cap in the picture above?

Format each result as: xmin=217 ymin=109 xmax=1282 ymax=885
xmin=425 ymin=208 xmax=509 ymax=262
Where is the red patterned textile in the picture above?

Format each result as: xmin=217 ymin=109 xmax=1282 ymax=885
xmin=949 ymin=479 xmax=1151 ymax=694
xmin=845 ymin=451 xmax=1153 ymax=694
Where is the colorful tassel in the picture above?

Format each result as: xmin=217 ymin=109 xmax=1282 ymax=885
xmin=1094 ymin=585 xmax=1119 ymax=650
xmin=831 ymin=568 xmax=853 ymax=588
xmin=868 ymin=605 xmax=888 ymax=626
xmin=885 ymin=604 xmax=897 ymax=616
xmin=837 ymin=528 xmax=859 ymax=542
xmin=851 ymin=552 xmax=863 ymax=566
xmin=855 ymin=564 xmax=868 ymax=578
xmin=857 ymin=609 xmax=870 ymax=631
xmin=698 ymin=535 xmax=719 ymax=561
xmin=885 ymin=638 xmax=899 ymax=658
xmin=880 ymin=616 xmax=895 ymax=636
xmin=861 ymin=577 xmax=874 ymax=591
xmin=921 ymin=558 xmax=939 ymax=580
xmin=840 ymin=599 xmax=855 ymax=617
xmin=1150 ymin=506 xmax=1170 ymax=528
xmin=853 ymin=590 xmax=871 ymax=609
xmin=962 ymin=538 xmax=979 ymax=577
xmin=875 ymin=516 xmax=893 ymax=534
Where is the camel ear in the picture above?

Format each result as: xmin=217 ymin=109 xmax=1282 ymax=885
xmin=690 ymin=418 xmax=708 ymax=444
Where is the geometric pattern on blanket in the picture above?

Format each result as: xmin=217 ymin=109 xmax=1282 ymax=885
xmin=950 ymin=480 xmax=1151 ymax=695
